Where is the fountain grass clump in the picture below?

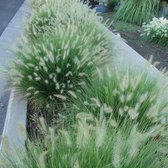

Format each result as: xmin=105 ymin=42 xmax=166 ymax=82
xmin=27 ymin=0 xmax=108 ymax=41
xmin=8 ymin=0 xmax=113 ymax=112
xmin=1 ymin=113 xmax=167 ymax=168
xmin=3 ymin=0 xmax=168 ymax=167
xmin=72 ymin=67 xmax=168 ymax=131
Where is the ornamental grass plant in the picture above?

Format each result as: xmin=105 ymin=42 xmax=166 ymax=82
xmin=142 ymin=17 xmax=168 ymax=46
xmin=1 ymin=113 xmax=167 ymax=168
xmin=72 ymin=66 xmax=168 ymax=132
xmin=8 ymin=0 xmax=113 ymax=112
xmin=115 ymin=0 xmax=160 ymax=25
xmin=3 ymin=0 xmax=168 ymax=167
xmin=27 ymin=0 xmax=109 ymax=41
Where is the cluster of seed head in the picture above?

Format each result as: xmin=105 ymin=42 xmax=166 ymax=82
xmin=10 ymin=18 xmax=110 ymax=109
xmin=9 ymin=0 xmax=113 ymax=110
xmin=35 ymin=111 xmax=154 ymax=168
xmin=81 ymin=69 xmax=152 ymax=120
xmin=112 ymin=72 xmax=152 ymax=120
xmin=63 ymin=111 xmax=153 ymax=166
xmin=75 ymin=67 xmax=168 ymax=129
xmin=28 ymin=0 xmax=104 ymax=41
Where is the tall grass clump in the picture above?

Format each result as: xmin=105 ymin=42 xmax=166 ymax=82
xmin=72 ymin=66 xmax=168 ymax=131
xmin=27 ymin=0 xmax=109 ymax=41
xmin=8 ymin=0 xmax=113 ymax=112
xmin=8 ymin=25 xmax=111 ymax=111
xmin=142 ymin=17 xmax=168 ymax=46
xmin=1 ymin=113 xmax=167 ymax=168
xmin=115 ymin=0 xmax=160 ymax=25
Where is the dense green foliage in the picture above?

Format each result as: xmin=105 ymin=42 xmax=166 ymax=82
xmin=72 ymin=67 xmax=168 ymax=131
xmin=1 ymin=114 xmax=168 ymax=168
xmin=27 ymin=0 xmax=103 ymax=40
xmin=116 ymin=0 xmax=160 ymax=25
xmin=8 ymin=0 xmax=113 ymax=111
xmin=2 ymin=0 xmax=168 ymax=167
xmin=142 ymin=17 xmax=168 ymax=46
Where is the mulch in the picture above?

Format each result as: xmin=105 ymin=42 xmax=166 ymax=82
xmin=113 ymin=30 xmax=168 ymax=71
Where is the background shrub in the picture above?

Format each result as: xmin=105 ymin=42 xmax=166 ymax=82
xmin=115 ymin=0 xmax=160 ymax=25
xmin=142 ymin=17 xmax=168 ymax=46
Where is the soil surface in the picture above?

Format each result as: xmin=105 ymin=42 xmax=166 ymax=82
xmin=101 ymin=13 xmax=168 ymax=71
xmin=113 ymin=30 xmax=168 ymax=71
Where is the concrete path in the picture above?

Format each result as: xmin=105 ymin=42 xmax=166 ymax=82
xmin=0 ymin=0 xmax=29 ymax=136
xmin=0 ymin=0 xmax=24 ymax=36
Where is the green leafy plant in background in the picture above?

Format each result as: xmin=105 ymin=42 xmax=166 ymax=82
xmin=142 ymin=17 xmax=168 ymax=46
xmin=108 ymin=0 xmax=118 ymax=11
xmin=8 ymin=0 xmax=113 ymax=112
xmin=1 ymin=113 xmax=167 ymax=168
xmin=72 ymin=66 xmax=168 ymax=131
xmin=115 ymin=0 xmax=160 ymax=25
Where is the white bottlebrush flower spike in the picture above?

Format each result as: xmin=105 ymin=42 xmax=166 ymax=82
xmin=73 ymin=66 xmax=168 ymax=132
xmin=54 ymin=94 xmax=67 ymax=101
xmin=95 ymin=118 xmax=107 ymax=148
